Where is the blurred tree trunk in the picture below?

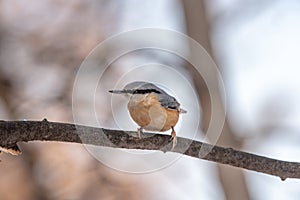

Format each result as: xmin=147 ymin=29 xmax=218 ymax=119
xmin=181 ymin=0 xmax=250 ymax=199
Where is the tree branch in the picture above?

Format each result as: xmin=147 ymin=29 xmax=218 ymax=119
xmin=1 ymin=120 xmax=299 ymax=180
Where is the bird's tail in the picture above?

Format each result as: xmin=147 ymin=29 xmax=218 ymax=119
xmin=179 ymin=108 xmax=187 ymax=114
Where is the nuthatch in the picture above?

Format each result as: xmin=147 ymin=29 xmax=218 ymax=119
xmin=109 ymin=81 xmax=187 ymax=149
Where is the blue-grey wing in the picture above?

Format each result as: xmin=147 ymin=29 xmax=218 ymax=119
xmin=124 ymin=81 xmax=185 ymax=112
xmin=157 ymin=94 xmax=180 ymax=110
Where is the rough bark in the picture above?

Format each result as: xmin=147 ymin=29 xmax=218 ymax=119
xmin=0 ymin=120 xmax=299 ymax=181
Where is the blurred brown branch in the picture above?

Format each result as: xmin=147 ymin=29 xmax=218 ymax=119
xmin=1 ymin=120 xmax=299 ymax=180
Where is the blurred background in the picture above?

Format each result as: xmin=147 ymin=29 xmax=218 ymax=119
xmin=1 ymin=0 xmax=300 ymax=199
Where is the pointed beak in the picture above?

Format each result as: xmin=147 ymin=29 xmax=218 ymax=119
xmin=109 ymin=90 xmax=125 ymax=94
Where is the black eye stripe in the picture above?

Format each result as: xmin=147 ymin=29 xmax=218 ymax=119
xmin=132 ymin=89 xmax=162 ymax=94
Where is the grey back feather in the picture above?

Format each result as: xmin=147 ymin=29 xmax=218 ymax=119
xmin=124 ymin=81 xmax=181 ymax=110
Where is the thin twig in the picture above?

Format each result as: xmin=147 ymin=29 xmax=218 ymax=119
xmin=0 ymin=120 xmax=299 ymax=180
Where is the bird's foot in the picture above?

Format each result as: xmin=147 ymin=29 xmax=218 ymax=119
xmin=170 ymin=128 xmax=177 ymax=151
xmin=137 ymin=127 xmax=143 ymax=139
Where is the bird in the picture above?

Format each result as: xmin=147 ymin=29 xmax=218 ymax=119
xmin=109 ymin=81 xmax=187 ymax=150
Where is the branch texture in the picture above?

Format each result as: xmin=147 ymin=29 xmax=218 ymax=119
xmin=1 ymin=120 xmax=299 ymax=180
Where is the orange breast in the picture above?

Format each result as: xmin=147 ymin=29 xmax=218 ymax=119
xmin=127 ymin=93 xmax=179 ymax=132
